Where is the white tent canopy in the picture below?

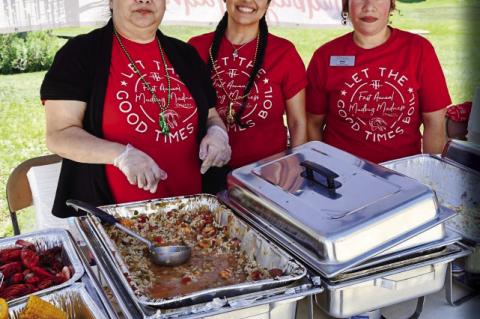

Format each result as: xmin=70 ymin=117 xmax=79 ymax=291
xmin=0 ymin=0 xmax=342 ymax=34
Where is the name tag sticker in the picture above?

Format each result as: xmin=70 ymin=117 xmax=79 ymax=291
xmin=330 ymin=56 xmax=355 ymax=67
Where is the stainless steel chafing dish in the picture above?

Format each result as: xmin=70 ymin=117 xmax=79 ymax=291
xmin=227 ymin=141 xmax=456 ymax=278
xmin=0 ymin=228 xmax=84 ymax=304
xmin=220 ymin=192 xmax=470 ymax=317
xmin=222 ymin=141 xmax=471 ymax=317
xmin=382 ymin=140 xmax=480 ymax=243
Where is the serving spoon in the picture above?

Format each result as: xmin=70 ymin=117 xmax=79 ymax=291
xmin=66 ymin=199 xmax=191 ymax=266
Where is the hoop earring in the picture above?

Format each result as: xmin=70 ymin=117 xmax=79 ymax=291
xmin=341 ymin=12 xmax=348 ymax=25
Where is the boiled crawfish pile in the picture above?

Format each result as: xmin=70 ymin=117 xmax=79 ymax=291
xmin=0 ymin=239 xmax=71 ymax=300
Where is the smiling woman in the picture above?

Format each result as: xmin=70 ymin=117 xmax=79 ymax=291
xmin=40 ymin=0 xmax=231 ymax=218
xmin=188 ymin=0 xmax=308 ymax=192
xmin=306 ymin=0 xmax=451 ymax=164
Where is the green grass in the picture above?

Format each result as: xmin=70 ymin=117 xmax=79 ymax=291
xmin=391 ymin=0 xmax=480 ymax=102
xmin=1 ymin=0 xmax=479 ymax=237
xmin=0 ymin=72 xmax=48 ymax=235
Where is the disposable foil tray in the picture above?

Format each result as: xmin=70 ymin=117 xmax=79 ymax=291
xmin=88 ymin=194 xmax=307 ymax=308
xmin=75 ymin=215 xmax=323 ymax=319
xmin=0 ymin=228 xmax=84 ymax=304
xmin=383 ymin=154 xmax=480 ymax=242
xmin=8 ymin=283 xmax=107 ymax=319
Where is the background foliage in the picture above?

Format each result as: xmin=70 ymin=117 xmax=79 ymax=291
xmin=0 ymin=32 xmax=61 ymax=74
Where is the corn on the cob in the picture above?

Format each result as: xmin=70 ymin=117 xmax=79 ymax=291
xmin=0 ymin=298 xmax=8 ymax=319
xmin=19 ymin=295 xmax=67 ymax=319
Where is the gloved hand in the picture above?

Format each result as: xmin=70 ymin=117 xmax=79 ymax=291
xmin=199 ymin=125 xmax=231 ymax=174
xmin=113 ymin=144 xmax=167 ymax=193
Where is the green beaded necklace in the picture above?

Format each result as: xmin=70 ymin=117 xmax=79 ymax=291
xmin=113 ymin=28 xmax=171 ymax=135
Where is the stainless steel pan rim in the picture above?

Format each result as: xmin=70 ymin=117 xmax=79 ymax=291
xmin=74 ymin=217 xmax=145 ymax=318
xmin=346 ymin=229 xmax=461 ymax=273
xmin=324 ymin=242 xmax=470 ymax=286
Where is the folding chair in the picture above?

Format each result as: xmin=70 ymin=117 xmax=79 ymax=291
xmin=6 ymin=154 xmax=62 ymax=235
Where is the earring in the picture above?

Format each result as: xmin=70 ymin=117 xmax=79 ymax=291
xmin=341 ymin=12 xmax=348 ymax=25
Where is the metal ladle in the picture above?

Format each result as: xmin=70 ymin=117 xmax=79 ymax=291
xmin=66 ymin=199 xmax=191 ymax=266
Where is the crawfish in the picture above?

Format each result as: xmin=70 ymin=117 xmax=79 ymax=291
xmin=0 ymin=247 xmax=22 ymax=264
xmin=21 ymin=247 xmax=39 ymax=269
xmin=10 ymin=273 xmax=24 ymax=284
xmin=0 ymin=262 xmax=22 ymax=279
xmin=0 ymin=283 xmax=34 ymax=300
xmin=25 ymin=276 xmax=40 ymax=286
xmin=37 ymin=278 xmax=54 ymax=290
xmin=30 ymin=266 xmax=53 ymax=279
xmin=14 ymin=239 xmax=35 ymax=250
xmin=53 ymin=273 xmax=67 ymax=285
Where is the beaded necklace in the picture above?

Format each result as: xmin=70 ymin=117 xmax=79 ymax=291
xmin=113 ymin=28 xmax=171 ymax=135
xmin=209 ymin=33 xmax=260 ymax=125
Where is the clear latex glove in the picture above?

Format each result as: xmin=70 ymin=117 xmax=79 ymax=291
xmin=199 ymin=125 xmax=231 ymax=174
xmin=113 ymin=144 xmax=167 ymax=193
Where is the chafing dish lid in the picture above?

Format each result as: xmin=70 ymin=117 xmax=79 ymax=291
xmin=228 ymin=141 xmax=441 ymax=264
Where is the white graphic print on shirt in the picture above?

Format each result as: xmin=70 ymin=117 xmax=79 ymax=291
xmin=337 ymin=66 xmax=417 ymax=143
xmin=212 ymin=56 xmax=273 ymax=132
xmin=115 ymin=59 xmax=197 ymax=144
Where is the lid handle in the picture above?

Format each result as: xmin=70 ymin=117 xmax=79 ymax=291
xmin=300 ymin=160 xmax=341 ymax=189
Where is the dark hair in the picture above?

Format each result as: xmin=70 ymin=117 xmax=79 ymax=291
xmin=342 ymin=0 xmax=396 ymax=14
xmin=209 ymin=12 xmax=269 ymax=127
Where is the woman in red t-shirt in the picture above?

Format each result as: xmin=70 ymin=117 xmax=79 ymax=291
xmin=306 ymin=0 xmax=451 ymax=163
xmin=188 ymin=0 xmax=307 ymax=173
xmin=42 ymin=0 xmax=231 ymax=217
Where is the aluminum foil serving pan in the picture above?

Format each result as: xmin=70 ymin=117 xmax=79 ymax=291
xmin=8 ymin=283 xmax=108 ymax=319
xmin=0 ymin=228 xmax=84 ymax=303
xmin=382 ymin=150 xmax=480 ymax=243
xmin=227 ymin=141 xmax=456 ymax=278
xmin=88 ymin=194 xmax=307 ymax=308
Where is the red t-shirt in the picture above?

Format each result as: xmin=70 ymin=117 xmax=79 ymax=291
xmin=103 ymin=35 xmax=200 ymax=203
xmin=306 ymin=28 xmax=451 ymax=163
xmin=189 ymin=33 xmax=306 ymax=168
